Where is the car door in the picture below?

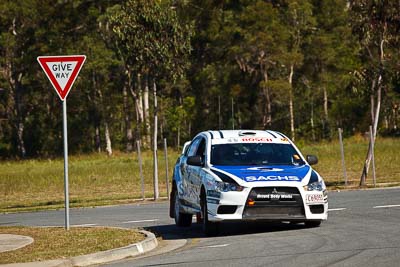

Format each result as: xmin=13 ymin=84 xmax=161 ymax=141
xmin=181 ymin=138 xmax=201 ymax=205
xmin=191 ymin=137 xmax=206 ymax=208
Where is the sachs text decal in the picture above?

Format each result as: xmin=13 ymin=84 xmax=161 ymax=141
xmin=245 ymin=175 xmax=300 ymax=182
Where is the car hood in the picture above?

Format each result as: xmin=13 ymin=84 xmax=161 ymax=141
xmin=211 ymin=165 xmax=311 ymax=183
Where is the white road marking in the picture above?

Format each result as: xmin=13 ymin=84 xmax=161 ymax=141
xmin=373 ymin=204 xmax=400 ymax=209
xmin=71 ymin=223 xmax=97 ymax=227
xmin=198 ymin=244 xmax=230 ymax=249
xmin=121 ymin=219 xmax=159 ymax=224
xmin=328 ymin=208 xmax=347 ymax=211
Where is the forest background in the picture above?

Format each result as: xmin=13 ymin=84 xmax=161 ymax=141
xmin=1 ymin=0 xmax=399 ymax=159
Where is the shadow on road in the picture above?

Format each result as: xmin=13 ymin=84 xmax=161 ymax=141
xmin=145 ymin=221 xmax=307 ymax=240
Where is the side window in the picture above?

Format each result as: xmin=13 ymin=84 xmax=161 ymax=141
xmin=196 ymin=138 xmax=206 ymax=158
xmin=187 ymin=138 xmax=201 ymax=157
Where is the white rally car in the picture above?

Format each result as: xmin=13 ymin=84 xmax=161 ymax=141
xmin=169 ymin=130 xmax=328 ymax=236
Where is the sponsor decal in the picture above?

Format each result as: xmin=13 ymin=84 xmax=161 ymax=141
xmin=256 ymin=193 xmax=293 ymax=200
xmin=212 ymin=165 xmax=310 ymax=183
xmin=246 ymin=167 xmax=284 ymax=172
xmin=241 ymin=137 xmax=273 ymax=142
xmin=245 ymin=175 xmax=300 ymax=182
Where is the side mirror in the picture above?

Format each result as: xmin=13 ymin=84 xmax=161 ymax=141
xmin=306 ymin=155 xmax=318 ymax=165
xmin=187 ymin=155 xmax=204 ymax=167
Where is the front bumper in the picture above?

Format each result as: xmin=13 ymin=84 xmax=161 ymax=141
xmin=207 ymin=185 xmax=328 ymax=222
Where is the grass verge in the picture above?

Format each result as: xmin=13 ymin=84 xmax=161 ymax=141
xmin=0 ymin=226 xmax=145 ymax=264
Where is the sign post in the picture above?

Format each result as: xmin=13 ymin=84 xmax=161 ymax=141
xmin=37 ymin=55 xmax=86 ymax=230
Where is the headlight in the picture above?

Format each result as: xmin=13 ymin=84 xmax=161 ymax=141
xmin=304 ymin=170 xmax=326 ymax=191
xmin=211 ymin=169 xmax=245 ymax=192
xmin=215 ymin=181 xmax=244 ymax=192
xmin=304 ymin=180 xmax=326 ymax=191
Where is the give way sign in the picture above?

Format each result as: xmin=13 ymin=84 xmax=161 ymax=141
xmin=37 ymin=55 xmax=86 ymax=101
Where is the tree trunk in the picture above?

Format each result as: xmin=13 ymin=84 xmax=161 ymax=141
xmin=360 ymin=30 xmax=386 ymax=186
xmin=323 ymin=86 xmax=330 ymax=139
xmin=360 ymin=77 xmax=381 ymax=186
xmin=95 ymin=72 xmax=113 ymax=156
xmin=104 ymin=121 xmax=112 ymax=156
xmin=9 ymin=70 xmax=26 ymax=158
xmin=177 ymin=125 xmax=180 ymax=149
xmin=137 ymin=74 xmax=144 ymax=124
xmin=95 ymin=125 xmax=101 ymax=153
xmin=289 ymin=64 xmax=295 ymax=141
xmin=128 ymin=73 xmax=143 ymax=144
xmin=143 ymin=75 xmax=151 ymax=148
xmin=310 ymin=91 xmax=316 ymax=141
xmin=323 ymin=87 xmax=328 ymax=121
xmin=123 ymin=75 xmax=133 ymax=152
xmin=262 ymin=71 xmax=272 ymax=128
xmin=153 ymin=80 xmax=159 ymax=200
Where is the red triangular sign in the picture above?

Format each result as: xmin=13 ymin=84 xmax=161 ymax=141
xmin=37 ymin=55 xmax=86 ymax=101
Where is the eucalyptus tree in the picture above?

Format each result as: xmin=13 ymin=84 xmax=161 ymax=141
xmin=226 ymin=1 xmax=289 ymax=129
xmin=0 ymin=0 xmax=41 ymax=158
xmin=279 ymin=0 xmax=315 ymax=140
xmin=299 ymin=0 xmax=358 ymax=139
xmin=104 ymin=0 xmax=192 ymax=198
xmin=350 ymin=0 xmax=400 ymax=185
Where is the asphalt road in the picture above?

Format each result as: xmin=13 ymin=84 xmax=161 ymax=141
xmin=1 ymin=187 xmax=400 ymax=267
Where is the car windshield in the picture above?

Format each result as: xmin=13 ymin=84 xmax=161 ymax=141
xmin=210 ymin=143 xmax=304 ymax=166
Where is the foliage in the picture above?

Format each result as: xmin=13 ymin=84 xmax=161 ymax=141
xmin=0 ymin=0 xmax=399 ymax=158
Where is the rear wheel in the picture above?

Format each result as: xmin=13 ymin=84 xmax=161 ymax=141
xmin=172 ymin=188 xmax=192 ymax=227
xmin=305 ymin=220 xmax=322 ymax=228
xmin=201 ymin=191 xmax=219 ymax=236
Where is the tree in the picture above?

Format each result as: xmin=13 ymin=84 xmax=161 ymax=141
xmin=0 ymin=0 xmax=40 ymax=158
xmin=350 ymin=0 xmax=400 ymax=185
xmin=104 ymin=0 xmax=192 ymax=198
xmin=280 ymin=0 xmax=315 ymax=140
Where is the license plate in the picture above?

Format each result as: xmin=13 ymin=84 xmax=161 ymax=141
xmin=305 ymin=193 xmax=324 ymax=204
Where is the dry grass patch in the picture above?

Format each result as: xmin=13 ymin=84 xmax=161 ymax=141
xmin=0 ymin=226 xmax=145 ymax=264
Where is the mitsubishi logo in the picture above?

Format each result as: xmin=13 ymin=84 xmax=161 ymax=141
xmin=272 ymin=188 xmax=278 ymax=194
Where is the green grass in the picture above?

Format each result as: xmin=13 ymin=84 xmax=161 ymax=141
xmin=1 ymin=137 xmax=399 ymax=213
xmin=300 ymin=136 xmax=400 ymax=188
xmin=0 ymin=150 xmax=180 ymax=213
xmin=0 ymin=226 xmax=145 ymax=264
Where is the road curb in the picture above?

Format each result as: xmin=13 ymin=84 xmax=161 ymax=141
xmin=1 ymin=230 xmax=158 ymax=267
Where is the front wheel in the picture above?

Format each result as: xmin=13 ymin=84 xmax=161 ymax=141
xmin=172 ymin=188 xmax=192 ymax=227
xmin=201 ymin=192 xmax=219 ymax=236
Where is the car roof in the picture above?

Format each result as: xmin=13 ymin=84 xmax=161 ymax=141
xmin=202 ymin=130 xmax=288 ymax=140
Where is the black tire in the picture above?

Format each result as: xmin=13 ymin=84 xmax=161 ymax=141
xmin=305 ymin=220 xmax=322 ymax=228
xmin=172 ymin=189 xmax=192 ymax=227
xmin=201 ymin=192 xmax=219 ymax=236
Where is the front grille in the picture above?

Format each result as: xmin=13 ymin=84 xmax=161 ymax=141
xmin=243 ymin=187 xmax=305 ymax=219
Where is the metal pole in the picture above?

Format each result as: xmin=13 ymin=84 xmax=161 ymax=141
xmin=62 ymin=100 xmax=70 ymax=230
xmin=137 ymin=141 xmax=145 ymax=200
xmin=164 ymin=138 xmax=170 ymax=199
xmin=338 ymin=128 xmax=348 ymax=186
xmin=153 ymin=81 xmax=159 ymax=200
xmin=370 ymin=125 xmax=376 ymax=187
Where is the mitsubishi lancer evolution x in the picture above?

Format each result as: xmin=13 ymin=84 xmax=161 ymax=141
xmin=169 ymin=130 xmax=328 ymax=236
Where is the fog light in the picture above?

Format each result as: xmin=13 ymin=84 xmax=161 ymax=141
xmin=247 ymin=198 xmax=255 ymax=206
